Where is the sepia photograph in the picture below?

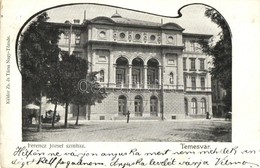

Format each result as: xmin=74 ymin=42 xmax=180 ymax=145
xmin=2 ymin=0 xmax=260 ymax=168
xmin=18 ymin=3 xmax=232 ymax=142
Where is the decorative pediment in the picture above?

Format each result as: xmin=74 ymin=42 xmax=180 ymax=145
xmin=161 ymin=23 xmax=184 ymax=31
xmin=91 ymin=16 xmax=115 ymax=24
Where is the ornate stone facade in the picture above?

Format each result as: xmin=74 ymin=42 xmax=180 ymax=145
xmin=50 ymin=12 xmax=212 ymax=120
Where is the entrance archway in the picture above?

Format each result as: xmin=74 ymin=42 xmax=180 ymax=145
xmin=150 ymin=96 xmax=158 ymax=116
xmin=118 ymin=95 xmax=127 ymax=115
xmin=134 ymin=95 xmax=143 ymax=116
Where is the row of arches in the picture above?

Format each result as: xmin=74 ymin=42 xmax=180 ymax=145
xmin=118 ymin=95 xmax=159 ymax=116
xmin=115 ymin=56 xmax=161 ymax=66
xmin=184 ymin=97 xmax=207 ymax=115
xmin=116 ymin=57 xmax=160 ymax=88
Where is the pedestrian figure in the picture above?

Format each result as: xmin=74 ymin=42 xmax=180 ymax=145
xmin=126 ymin=111 xmax=130 ymax=123
xmin=225 ymin=112 xmax=232 ymax=121
xmin=206 ymin=112 xmax=211 ymax=119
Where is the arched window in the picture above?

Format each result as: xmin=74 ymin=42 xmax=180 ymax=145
xmin=184 ymin=98 xmax=188 ymax=115
xmin=201 ymin=98 xmax=206 ymax=114
xmin=116 ymin=57 xmax=128 ymax=87
xmin=118 ymin=95 xmax=127 ymax=115
xmin=169 ymin=72 xmax=174 ymax=84
xmin=150 ymin=96 xmax=158 ymax=116
xmin=132 ymin=58 xmax=144 ymax=88
xmin=147 ymin=58 xmax=159 ymax=88
xmin=191 ymin=98 xmax=197 ymax=114
xmin=100 ymin=70 xmax=104 ymax=82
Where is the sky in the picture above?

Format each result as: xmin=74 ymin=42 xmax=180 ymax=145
xmin=46 ymin=3 xmax=221 ymax=38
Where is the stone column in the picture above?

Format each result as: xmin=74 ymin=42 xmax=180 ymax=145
xmin=128 ymin=65 xmax=132 ymax=88
xmin=113 ymin=64 xmax=117 ymax=88
xmin=144 ymin=65 xmax=147 ymax=89
xmin=108 ymin=50 xmax=114 ymax=87
xmin=158 ymin=66 xmax=162 ymax=86
xmin=91 ymin=50 xmax=95 ymax=72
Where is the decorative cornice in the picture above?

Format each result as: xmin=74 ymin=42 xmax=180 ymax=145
xmin=87 ymin=40 xmax=184 ymax=50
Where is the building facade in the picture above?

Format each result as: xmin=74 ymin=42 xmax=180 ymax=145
xmin=50 ymin=12 xmax=212 ymax=120
xmin=211 ymin=79 xmax=227 ymax=117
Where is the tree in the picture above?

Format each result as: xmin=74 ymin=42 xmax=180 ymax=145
xmin=20 ymin=12 xmax=60 ymax=106
xmin=73 ymin=71 xmax=107 ymax=125
xmin=199 ymin=8 xmax=232 ymax=111
xmin=20 ymin=12 xmax=61 ymax=131
xmin=55 ymin=52 xmax=88 ymax=128
xmin=45 ymin=61 xmax=62 ymax=128
xmin=20 ymin=12 xmax=107 ymax=129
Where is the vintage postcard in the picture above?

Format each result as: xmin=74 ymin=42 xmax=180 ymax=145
xmin=1 ymin=0 xmax=260 ymax=167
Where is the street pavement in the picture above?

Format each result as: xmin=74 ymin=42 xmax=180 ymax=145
xmin=23 ymin=119 xmax=231 ymax=142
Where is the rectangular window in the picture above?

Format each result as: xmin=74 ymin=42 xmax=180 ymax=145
xmin=190 ymin=42 xmax=195 ymax=52
xmin=191 ymin=77 xmax=196 ymax=90
xmin=64 ymin=34 xmax=69 ymax=44
xmin=201 ymin=77 xmax=205 ymax=90
xmin=200 ymin=59 xmax=205 ymax=70
xmin=183 ymin=58 xmax=186 ymax=70
xmin=190 ymin=58 xmax=196 ymax=70
xmin=75 ymin=34 xmax=81 ymax=45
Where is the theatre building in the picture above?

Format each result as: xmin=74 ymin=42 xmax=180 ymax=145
xmin=50 ymin=11 xmax=212 ymax=120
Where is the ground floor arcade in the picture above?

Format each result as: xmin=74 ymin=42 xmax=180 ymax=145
xmin=69 ymin=89 xmax=212 ymax=120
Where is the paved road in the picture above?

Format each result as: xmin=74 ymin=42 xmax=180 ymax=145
xmin=23 ymin=119 xmax=231 ymax=142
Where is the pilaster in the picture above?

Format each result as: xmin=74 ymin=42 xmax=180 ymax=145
xmin=128 ymin=65 xmax=132 ymax=88
xmin=144 ymin=65 xmax=147 ymax=89
xmin=177 ymin=54 xmax=184 ymax=90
